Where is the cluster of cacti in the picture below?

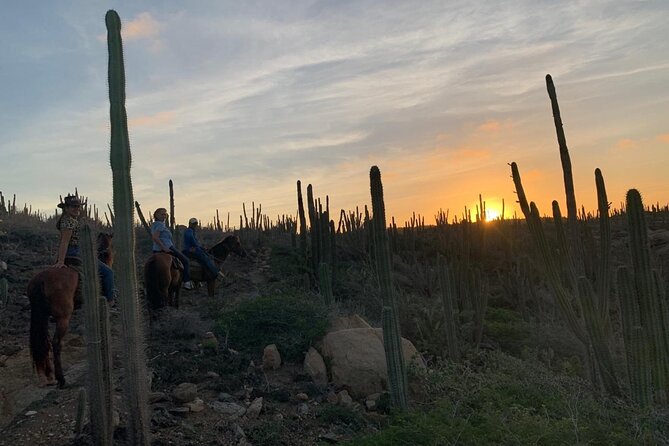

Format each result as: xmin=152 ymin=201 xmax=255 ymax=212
xmin=80 ymin=224 xmax=113 ymax=445
xmin=370 ymin=166 xmax=408 ymax=411
xmin=510 ymin=74 xmax=620 ymax=396
xmin=297 ymin=182 xmax=337 ymax=301
xmin=106 ymin=9 xmax=151 ymax=444
xmin=617 ymin=189 xmax=669 ymax=405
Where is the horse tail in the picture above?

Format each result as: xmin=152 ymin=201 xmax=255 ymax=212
xmin=144 ymin=257 xmax=166 ymax=310
xmin=27 ymin=275 xmax=51 ymax=377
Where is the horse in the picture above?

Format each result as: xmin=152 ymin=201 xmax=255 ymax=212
xmin=143 ymin=252 xmax=183 ymax=312
xmin=188 ymin=235 xmax=247 ymax=296
xmin=27 ymin=232 xmax=114 ymax=388
xmin=97 ymin=232 xmax=114 ymax=266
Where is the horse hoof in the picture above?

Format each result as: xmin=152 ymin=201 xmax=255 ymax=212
xmin=58 ymin=380 xmax=67 ymax=389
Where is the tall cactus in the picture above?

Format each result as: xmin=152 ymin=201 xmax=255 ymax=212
xmin=618 ymin=189 xmax=669 ymax=405
xmin=80 ymin=224 xmax=113 ymax=445
xmin=106 ymin=10 xmax=151 ymax=444
xmin=297 ymin=180 xmax=308 ymax=262
xmin=370 ymin=166 xmax=408 ymax=411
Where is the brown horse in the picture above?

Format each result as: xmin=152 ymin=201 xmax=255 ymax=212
xmin=28 ymin=232 xmax=114 ymax=388
xmin=97 ymin=232 xmax=114 ymax=266
xmin=188 ymin=235 xmax=247 ymax=296
xmin=143 ymin=252 xmax=182 ymax=312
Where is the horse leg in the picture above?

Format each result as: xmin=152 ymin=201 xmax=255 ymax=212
xmin=52 ymin=317 xmax=70 ymax=388
xmin=207 ymin=280 xmax=215 ymax=297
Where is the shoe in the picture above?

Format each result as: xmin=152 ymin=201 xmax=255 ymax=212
xmin=217 ymin=271 xmax=226 ymax=280
xmin=183 ymin=281 xmax=194 ymax=290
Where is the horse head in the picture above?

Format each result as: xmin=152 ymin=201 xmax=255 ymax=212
xmin=208 ymin=235 xmax=247 ymax=262
xmin=97 ymin=232 xmax=114 ymax=267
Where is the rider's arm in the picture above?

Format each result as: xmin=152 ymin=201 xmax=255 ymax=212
xmin=184 ymin=228 xmax=197 ymax=252
xmin=53 ymin=229 xmax=73 ymax=267
xmin=151 ymin=228 xmax=170 ymax=252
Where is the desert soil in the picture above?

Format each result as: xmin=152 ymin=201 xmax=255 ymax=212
xmin=0 ymin=230 xmax=367 ymax=446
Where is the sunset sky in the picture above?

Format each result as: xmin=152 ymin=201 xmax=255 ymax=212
xmin=2 ymin=1 xmax=668 ymax=227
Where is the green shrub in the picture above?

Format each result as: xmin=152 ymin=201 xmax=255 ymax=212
xmin=214 ymin=292 xmax=329 ymax=362
xmin=345 ymin=351 xmax=668 ymax=445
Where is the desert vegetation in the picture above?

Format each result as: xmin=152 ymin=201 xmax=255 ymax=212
xmin=1 ymin=9 xmax=669 ymax=446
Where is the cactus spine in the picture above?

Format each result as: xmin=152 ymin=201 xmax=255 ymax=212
xmin=618 ymin=189 xmax=669 ymax=404
xmin=106 ymin=10 xmax=151 ymax=444
xmin=370 ymin=166 xmax=408 ymax=411
xmin=80 ymin=224 xmax=113 ymax=445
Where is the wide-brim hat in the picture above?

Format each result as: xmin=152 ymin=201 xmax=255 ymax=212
xmin=58 ymin=195 xmax=82 ymax=209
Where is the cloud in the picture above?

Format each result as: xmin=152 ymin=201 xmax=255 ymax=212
xmin=124 ymin=12 xmax=161 ymax=40
xmin=657 ymin=134 xmax=669 ymax=144
xmin=614 ymin=138 xmax=638 ymax=151
xmin=129 ymin=111 xmax=176 ymax=127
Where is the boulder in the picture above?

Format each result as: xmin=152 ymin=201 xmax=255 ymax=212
xmin=329 ymin=314 xmax=372 ymax=332
xmin=321 ymin=328 xmax=424 ymax=398
xmin=303 ymin=347 xmax=328 ymax=386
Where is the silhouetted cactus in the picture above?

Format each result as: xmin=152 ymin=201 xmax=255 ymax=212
xmin=80 ymin=224 xmax=113 ymax=445
xmin=618 ymin=189 xmax=669 ymax=404
xmin=106 ymin=9 xmax=151 ymax=444
xmin=437 ymin=254 xmax=460 ymax=361
xmin=370 ymin=166 xmax=408 ymax=411
xmin=318 ymin=262 xmax=333 ymax=305
xmin=297 ymin=180 xmax=308 ymax=262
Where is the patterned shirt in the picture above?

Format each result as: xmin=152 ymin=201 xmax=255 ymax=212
xmin=57 ymin=214 xmax=80 ymax=249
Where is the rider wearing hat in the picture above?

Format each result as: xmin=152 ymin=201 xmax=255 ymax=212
xmin=54 ymin=194 xmax=115 ymax=303
xmin=183 ymin=218 xmax=226 ymax=280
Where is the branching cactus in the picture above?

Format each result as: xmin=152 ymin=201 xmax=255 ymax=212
xmin=370 ymin=166 xmax=408 ymax=411
xmin=80 ymin=224 xmax=113 ymax=445
xmin=106 ymin=10 xmax=151 ymax=444
xmin=618 ymin=189 xmax=669 ymax=405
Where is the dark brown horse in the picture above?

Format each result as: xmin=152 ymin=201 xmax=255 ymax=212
xmin=144 ymin=252 xmax=182 ymax=312
xmin=97 ymin=232 xmax=114 ymax=266
xmin=28 ymin=232 xmax=114 ymax=388
xmin=188 ymin=235 xmax=247 ymax=296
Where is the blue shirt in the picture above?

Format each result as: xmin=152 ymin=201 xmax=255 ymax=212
xmin=183 ymin=227 xmax=202 ymax=252
xmin=151 ymin=220 xmax=174 ymax=251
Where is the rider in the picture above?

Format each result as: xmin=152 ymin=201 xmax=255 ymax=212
xmin=150 ymin=207 xmax=194 ymax=290
xmin=183 ymin=217 xmax=226 ymax=280
xmin=53 ymin=194 xmax=115 ymax=303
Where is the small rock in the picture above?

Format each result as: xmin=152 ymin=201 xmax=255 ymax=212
xmin=206 ymin=371 xmax=220 ymax=379
xmin=304 ymin=347 xmax=328 ymax=386
xmin=208 ymin=401 xmax=246 ymax=419
xmin=297 ymin=402 xmax=309 ymax=415
xmin=25 ymin=411 xmax=37 ymax=417
xmin=232 ymin=423 xmax=246 ymax=439
xmin=218 ymin=392 xmax=235 ymax=402
xmin=246 ymin=397 xmax=263 ymax=419
xmin=273 ymin=413 xmax=284 ymax=421
xmin=172 ymin=383 xmax=198 ymax=404
xmin=296 ymin=392 xmax=309 ymax=401
xmin=0 ymin=261 xmax=7 ymax=270
xmin=0 ymin=355 xmax=8 ymax=367
xmin=365 ymin=399 xmax=376 ymax=411
xmin=262 ymin=344 xmax=281 ymax=370
xmin=326 ymin=392 xmax=338 ymax=404
xmin=320 ymin=432 xmax=339 ymax=443
xmin=148 ymin=392 xmax=168 ymax=404
xmin=185 ymin=398 xmax=205 ymax=413
xmin=337 ymin=390 xmax=353 ymax=408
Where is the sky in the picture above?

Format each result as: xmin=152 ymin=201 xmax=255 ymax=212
xmin=2 ymin=1 xmax=668 ymax=227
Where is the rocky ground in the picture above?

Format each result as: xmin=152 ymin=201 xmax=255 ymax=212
xmin=0 ymin=225 xmax=390 ymax=446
